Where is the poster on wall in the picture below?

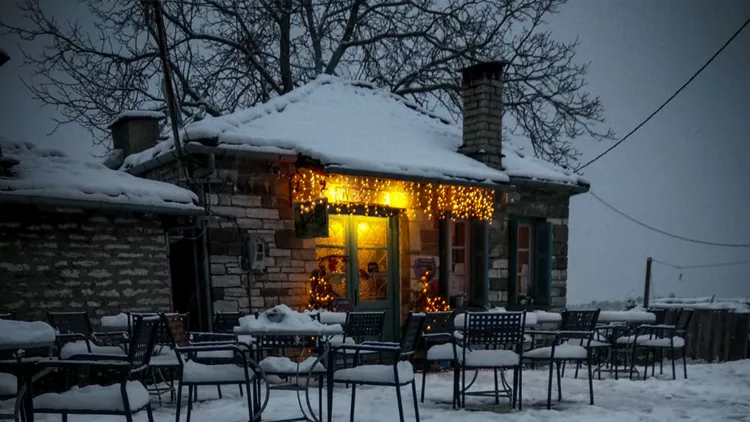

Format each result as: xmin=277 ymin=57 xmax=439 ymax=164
xmin=414 ymin=257 xmax=436 ymax=277
xmin=294 ymin=198 xmax=329 ymax=239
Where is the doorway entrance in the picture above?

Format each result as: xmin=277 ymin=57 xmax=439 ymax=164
xmin=315 ymin=214 xmax=400 ymax=340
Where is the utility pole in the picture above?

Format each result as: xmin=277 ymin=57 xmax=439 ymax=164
xmin=140 ymin=0 xmax=188 ymax=184
xmin=643 ymin=257 xmax=653 ymax=309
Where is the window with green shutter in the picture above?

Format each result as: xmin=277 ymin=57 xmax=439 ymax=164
xmin=508 ymin=218 xmax=553 ymax=307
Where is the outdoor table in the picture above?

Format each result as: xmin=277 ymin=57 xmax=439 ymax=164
xmin=235 ymin=323 xmax=343 ymax=422
xmin=0 ymin=320 xmax=56 ymax=422
xmin=594 ymin=311 xmax=655 ymax=379
xmin=304 ymin=311 xmax=347 ymax=326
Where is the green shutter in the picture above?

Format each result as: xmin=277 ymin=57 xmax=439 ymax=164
xmin=508 ymin=219 xmax=519 ymax=305
xmin=533 ymin=220 xmax=553 ymax=306
xmin=469 ymin=220 xmax=488 ymax=308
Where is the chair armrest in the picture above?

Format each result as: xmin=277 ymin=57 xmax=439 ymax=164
xmin=37 ymin=358 xmax=130 ymax=369
xmin=67 ymin=353 xmax=129 ymax=362
xmin=422 ymin=333 xmax=454 ymax=341
xmin=190 ymin=332 xmax=237 ymax=342
xmin=639 ymin=324 xmax=675 ymax=330
xmin=55 ymin=333 xmax=89 ymax=343
xmin=333 ymin=343 xmax=400 ymax=353
xmin=177 ymin=343 xmax=251 ymax=354
xmin=525 ymin=330 xmax=560 ymax=336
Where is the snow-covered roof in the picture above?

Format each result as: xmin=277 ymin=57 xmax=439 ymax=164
xmin=121 ymin=76 xmax=587 ymax=188
xmin=107 ymin=110 xmax=165 ymax=128
xmin=0 ymin=137 xmax=202 ymax=215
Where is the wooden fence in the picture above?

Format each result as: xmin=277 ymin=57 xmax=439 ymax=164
xmin=680 ymin=309 xmax=750 ymax=362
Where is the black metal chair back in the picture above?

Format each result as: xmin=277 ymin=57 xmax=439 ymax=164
xmin=422 ymin=311 xmax=454 ymax=336
xmin=332 ymin=298 xmax=353 ymax=312
xmin=462 ymin=312 xmax=526 ymax=352
xmin=213 ymin=312 xmax=243 ymax=334
xmin=559 ymin=309 xmax=600 ymax=339
xmin=398 ymin=312 xmax=426 ymax=359
xmin=154 ymin=313 xmax=187 ymax=348
xmin=127 ymin=315 xmax=158 ymax=373
xmin=344 ymin=311 xmax=385 ymax=343
xmin=646 ymin=308 xmax=669 ymax=325
xmin=162 ymin=313 xmax=190 ymax=348
xmin=48 ymin=311 xmax=93 ymax=336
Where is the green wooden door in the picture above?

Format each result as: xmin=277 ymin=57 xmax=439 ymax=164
xmin=317 ymin=214 xmax=400 ymax=341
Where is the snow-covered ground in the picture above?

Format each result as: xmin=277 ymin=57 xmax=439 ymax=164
xmin=21 ymin=359 xmax=750 ymax=422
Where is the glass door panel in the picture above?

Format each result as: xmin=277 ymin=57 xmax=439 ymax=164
xmin=315 ymin=215 xmax=348 ymax=298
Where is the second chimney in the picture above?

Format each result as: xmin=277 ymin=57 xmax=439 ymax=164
xmin=108 ymin=110 xmax=166 ymax=158
xmin=460 ymin=61 xmax=506 ymax=171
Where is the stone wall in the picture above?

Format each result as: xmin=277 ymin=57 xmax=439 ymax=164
xmin=0 ymin=205 xmax=172 ymax=321
xmin=487 ymin=186 xmax=570 ymax=309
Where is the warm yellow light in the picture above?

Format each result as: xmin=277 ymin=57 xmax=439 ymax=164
xmin=358 ymin=222 xmax=369 ymax=232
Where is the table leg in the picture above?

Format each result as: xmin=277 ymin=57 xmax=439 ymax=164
xmin=22 ymin=374 xmax=34 ymax=422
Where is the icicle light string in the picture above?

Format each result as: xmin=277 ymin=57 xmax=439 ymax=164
xmin=290 ymin=168 xmax=494 ymax=221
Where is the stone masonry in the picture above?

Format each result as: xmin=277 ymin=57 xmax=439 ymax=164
xmin=487 ymin=187 xmax=570 ymax=309
xmin=0 ymin=205 xmax=172 ymax=321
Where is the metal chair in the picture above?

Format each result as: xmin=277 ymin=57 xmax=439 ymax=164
xmin=455 ymin=312 xmax=526 ymax=410
xmin=160 ymin=313 xmax=256 ymax=422
xmin=35 ymin=315 xmax=159 ymax=422
xmin=47 ymin=311 xmax=128 ymax=358
xmin=332 ymin=312 xmax=426 ymax=422
xmin=632 ymin=309 xmax=694 ymax=380
xmin=419 ymin=311 xmax=457 ymax=404
xmin=525 ymin=309 xmax=600 ymax=409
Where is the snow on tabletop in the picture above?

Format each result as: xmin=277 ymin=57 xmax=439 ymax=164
xmin=304 ymin=310 xmax=348 ymax=325
xmin=182 ymin=361 xmax=251 ymax=383
xmin=259 ymin=356 xmax=325 ymax=374
xmin=33 ymin=381 xmax=149 ymax=411
xmin=0 ymin=320 xmax=55 ymax=346
xmin=234 ymin=305 xmax=343 ymax=335
xmin=59 ymin=341 xmax=127 ymax=359
xmin=0 ymin=372 xmax=18 ymax=396
xmin=107 ymin=110 xmax=166 ymax=128
xmin=334 ymin=361 xmax=414 ymax=385
xmin=0 ymin=138 xmax=201 ymax=213
xmin=598 ymin=310 xmax=656 ymax=323
xmin=122 ymin=76 xmax=510 ymax=185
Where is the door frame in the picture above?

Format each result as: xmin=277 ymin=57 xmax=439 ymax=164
xmin=329 ymin=213 xmax=401 ymax=341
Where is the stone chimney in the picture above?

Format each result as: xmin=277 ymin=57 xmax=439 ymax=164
xmin=108 ymin=110 xmax=166 ymax=157
xmin=459 ymin=61 xmax=506 ymax=171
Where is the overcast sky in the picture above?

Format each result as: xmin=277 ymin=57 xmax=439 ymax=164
xmin=1 ymin=0 xmax=748 ymax=304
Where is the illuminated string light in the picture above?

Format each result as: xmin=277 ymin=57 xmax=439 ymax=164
xmin=290 ymin=168 xmax=494 ymax=221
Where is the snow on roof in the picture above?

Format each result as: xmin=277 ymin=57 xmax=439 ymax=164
xmin=121 ymin=76 xmax=586 ymax=187
xmin=501 ymin=139 xmax=589 ymax=186
xmin=0 ymin=137 xmax=202 ymax=214
xmin=107 ymin=110 xmax=165 ymax=128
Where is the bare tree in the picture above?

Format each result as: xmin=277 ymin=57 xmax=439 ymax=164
xmin=1 ymin=0 xmax=614 ymax=166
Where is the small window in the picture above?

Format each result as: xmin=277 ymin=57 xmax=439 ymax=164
xmin=450 ymin=221 xmax=470 ymax=297
xmin=517 ymin=223 xmax=533 ymax=297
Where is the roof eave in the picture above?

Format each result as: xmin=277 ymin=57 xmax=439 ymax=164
xmin=508 ymin=176 xmax=590 ymax=195
xmin=0 ymin=193 xmax=203 ymax=216
xmin=325 ymin=165 xmax=514 ymax=191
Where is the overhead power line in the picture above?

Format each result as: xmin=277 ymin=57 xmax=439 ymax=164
xmin=652 ymin=257 xmax=750 ymax=270
xmin=588 ymin=191 xmax=750 ymax=248
xmin=578 ymin=16 xmax=750 ymax=171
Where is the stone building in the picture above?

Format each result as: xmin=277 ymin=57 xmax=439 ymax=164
xmin=0 ymin=136 xmax=202 ymax=323
xmin=111 ymin=61 xmax=589 ymax=338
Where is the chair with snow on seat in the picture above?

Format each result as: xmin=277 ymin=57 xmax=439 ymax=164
xmin=631 ymin=309 xmax=693 ymax=380
xmin=419 ymin=311 xmax=458 ymax=404
xmin=524 ymin=309 xmax=600 ymax=410
xmin=34 ymin=314 xmax=158 ymax=422
xmin=160 ymin=313 xmax=257 ymax=422
xmin=48 ymin=311 xmax=128 ymax=359
xmin=254 ymin=333 xmax=325 ymax=422
xmin=456 ymin=311 xmax=526 ymax=410
xmin=332 ymin=312 xmax=426 ymax=422
xmin=332 ymin=311 xmax=385 ymax=369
